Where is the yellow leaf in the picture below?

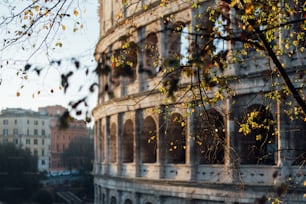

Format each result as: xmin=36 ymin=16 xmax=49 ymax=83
xmin=16 ymin=92 xmax=20 ymax=97
xmin=73 ymin=9 xmax=79 ymax=16
xmin=300 ymin=47 xmax=304 ymax=53
xmin=245 ymin=5 xmax=253 ymax=15
xmin=285 ymin=43 xmax=290 ymax=49
xmin=61 ymin=25 xmax=66 ymax=30
xmin=230 ymin=0 xmax=239 ymax=7
xmin=34 ymin=5 xmax=39 ymax=11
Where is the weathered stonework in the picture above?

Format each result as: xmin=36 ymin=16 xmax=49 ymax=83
xmin=93 ymin=0 xmax=306 ymax=203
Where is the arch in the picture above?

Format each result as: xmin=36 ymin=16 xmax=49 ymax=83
xmin=110 ymin=196 xmax=117 ymax=204
xmin=109 ymin=123 xmax=117 ymax=163
xmin=124 ymin=41 xmax=138 ymax=83
xmin=111 ymin=41 xmax=137 ymax=82
xmin=124 ymin=199 xmax=133 ymax=204
xmin=194 ymin=109 xmax=225 ymax=164
xmin=143 ymin=32 xmax=159 ymax=77
xmin=166 ymin=113 xmax=186 ymax=164
xmin=122 ymin=119 xmax=134 ymax=163
xmin=141 ymin=116 xmax=157 ymax=163
xmin=239 ymin=104 xmax=275 ymax=165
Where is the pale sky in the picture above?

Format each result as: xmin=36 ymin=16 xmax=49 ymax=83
xmin=0 ymin=1 xmax=99 ymax=118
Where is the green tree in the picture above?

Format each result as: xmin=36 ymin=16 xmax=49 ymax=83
xmin=62 ymin=136 xmax=94 ymax=200
xmin=0 ymin=143 xmax=40 ymax=204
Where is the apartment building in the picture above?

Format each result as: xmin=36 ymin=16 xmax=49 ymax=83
xmin=0 ymin=108 xmax=51 ymax=172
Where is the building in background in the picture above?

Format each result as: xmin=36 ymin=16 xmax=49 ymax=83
xmin=0 ymin=108 xmax=51 ymax=172
xmin=92 ymin=0 xmax=306 ymax=203
xmin=39 ymin=105 xmax=88 ymax=173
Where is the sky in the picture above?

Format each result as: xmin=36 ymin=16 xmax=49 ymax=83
xmin=0 ymin=0 xmax=99 ymax=118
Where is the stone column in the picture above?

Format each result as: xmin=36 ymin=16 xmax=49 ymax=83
xmin=158 ymin=105 xmax=167 ymax=179
xmin=117 ymin=113 xmax=123 ymax=176
xmin=159 ymin=19 xmax=167 ymax=62
xmin=137 ymin=27 xmax=146 ymax=91
xmin=135 ymin=109 xmax=143 ymax=177
xmin=277 ymin=100 xmax=290 ymax=177
xmin=105 ymin=116 xmax=110 ymax=175
xmin=226 ymin=98 xmax=239 ymax=184
xmin=94 ymin=120 xmax=99 ymax=174
xmin=187 ymin=105 xmax=196 ymax=180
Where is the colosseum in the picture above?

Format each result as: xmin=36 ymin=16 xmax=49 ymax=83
xmin=92 ymin=0 xmax=306 ymax=203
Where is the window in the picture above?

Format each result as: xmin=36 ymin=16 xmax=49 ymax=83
xmin=42 ymin=121 xmax=45 ymax=126
xmin=34 ymin=139 xmax=38 ymax=145
xmin=42 ymin=139 xmax=45 ymax=145
xmin=27 ymin=129 xmax=29 ymax=136
xmin=34 ymin=149 xmax=38 ymax=156
xmin=34 ymin=129 xmax=38 ymax=136
xmin=41 ymin=160 xmax=45 ymax=165
xmin=42 ymin=129 xmax=45 ymax=136
xmin=15 ymin=139 xmax=18 ymax=144
xmin=3 ymin=129 xmax=8 ymax=136
xmin=13 ymin=128 xmax=18 ymax=135
xmin=42 ymin=149 xmax=45 ymax=156
xmin=26 ymin=139 xmax=30 ymax=145
xmin=14 ymin=119 xmax=17 ymax=124
xmin=34 ymin=120 xmax=38 ymax=125
xmin=27 ymin=120 xmax=29 ymax=124
xmin=3 ymin=120 xmax=8 ymax=125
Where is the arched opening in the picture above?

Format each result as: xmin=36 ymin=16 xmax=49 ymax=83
xmin=111 ymin=41 xmax=138 ymax=84
xmin=122 ymin=119 xmax=134 ymax=163
xmin=124 ymin=199 xmax=132 ymax=204
xmin=124 ymin=41 xmax=138 ymax=83
xmin=110 ymin=196 xmax=117 ymax=204
xmin=194 ymin=109 xmax=225 ymax=164
xmin=212 ymin=15 xmax=228 ymax=54
xmin=102 ymin=193 xmax=105 ymax=204
xmin=109 ymin=123 xmax=117 ymax=163
xmin=286 ymin=109 xmax=306 ymax=165
xmin=180 ymin=26 xmax=190 ymax=65
xmin=239 ymin=104 xmax=275 ymax=165
xmin=166 ymin=113 xmax=186 ymax=164
xmin=141 ymin=116 xmax=157 ymax=163
xmin=165 ymin=21 xmax=190 ymax=63
xmin=143 ymin=33 xmax=159 ymax=77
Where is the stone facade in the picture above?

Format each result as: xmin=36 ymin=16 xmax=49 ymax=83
xmin=93 ymin=0 xmax=306 ymax=203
